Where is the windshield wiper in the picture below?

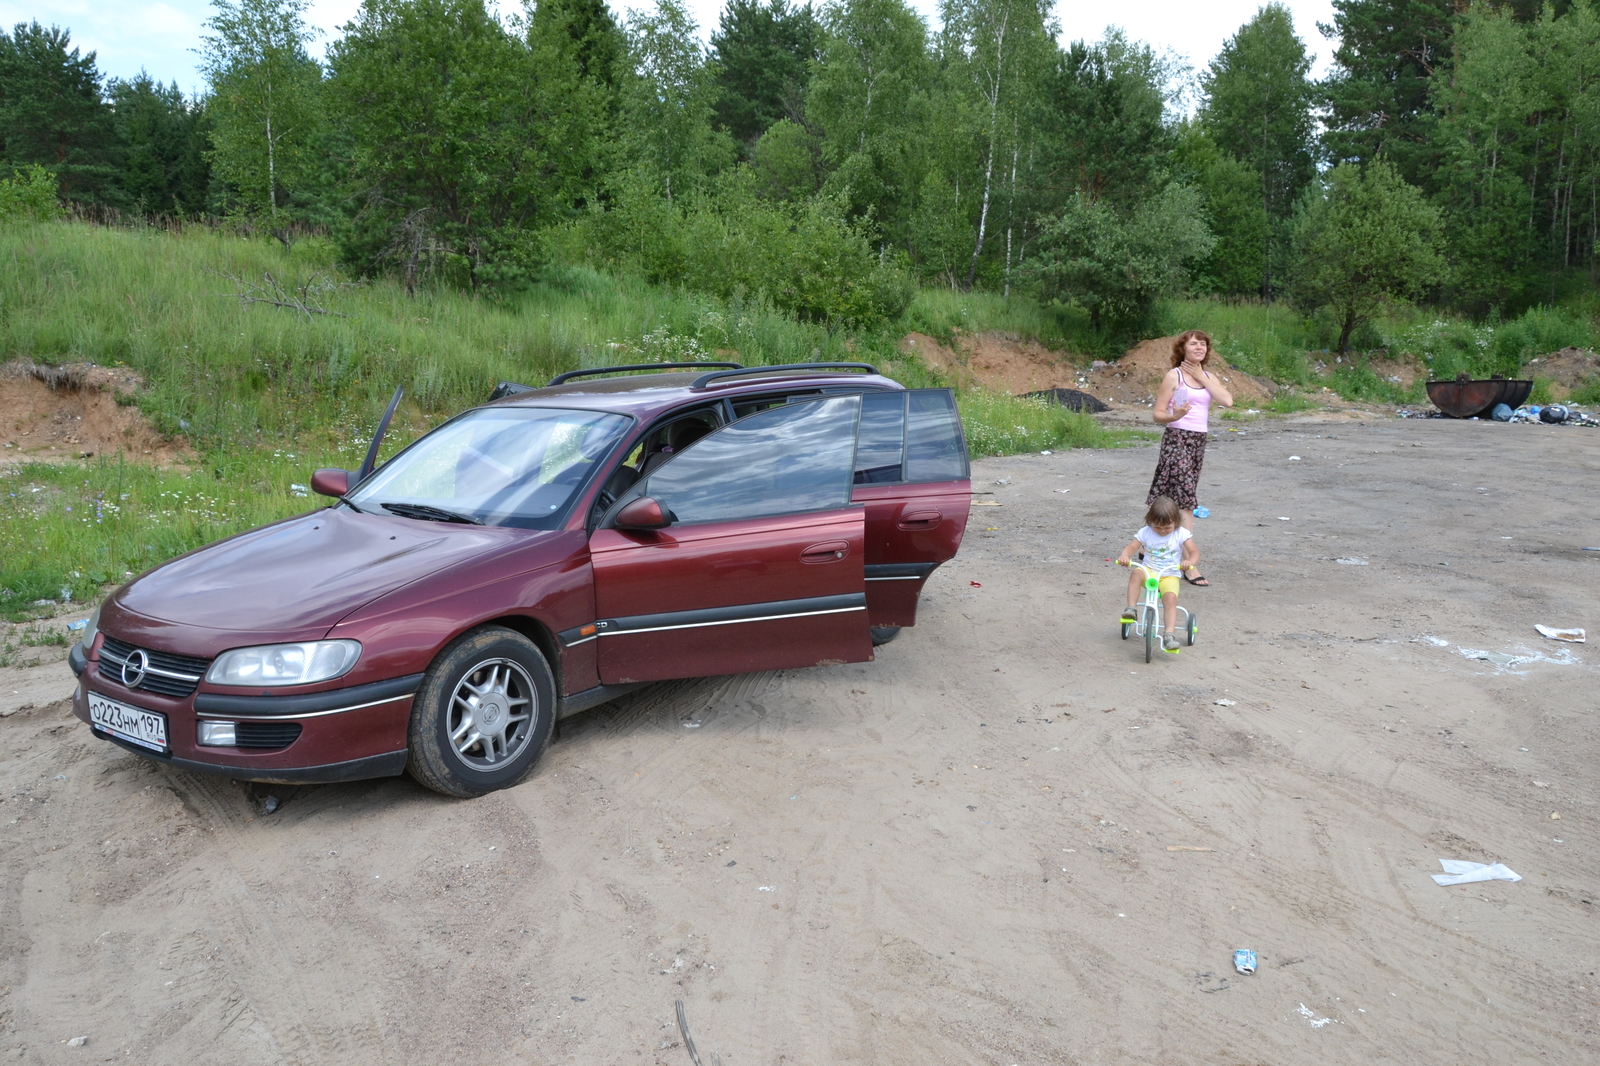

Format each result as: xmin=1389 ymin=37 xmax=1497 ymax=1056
xmin=380 ymin=502 xmax=483 ymax=525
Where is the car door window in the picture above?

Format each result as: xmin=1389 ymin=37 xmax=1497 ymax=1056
xmin=904 ymin=389 xmax=969 ymax=482
xmin=632 ymin=395 xmax=862 ymax=525
xmin=854 ymin=391 xmax=906 ymax=484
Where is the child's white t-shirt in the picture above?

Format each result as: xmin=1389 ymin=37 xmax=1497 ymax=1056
xmin=1135 ymin=525 xmax=1192 ymax=576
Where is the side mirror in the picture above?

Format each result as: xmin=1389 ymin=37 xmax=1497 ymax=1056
xmin=613 ymin=496 xmax=672 ymax=530
xmin=311 ymin=468 xmax=351 ymax=498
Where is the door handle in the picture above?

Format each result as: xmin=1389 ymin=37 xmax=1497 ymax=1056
xmin=801 ymin=541 xmax=850 ymax=563
xmin=897 ymin=510 xmax=942 ymax=530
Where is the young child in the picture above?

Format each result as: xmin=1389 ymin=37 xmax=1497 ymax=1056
xmin=1116 ymin=496 xmax=1199 ymax=654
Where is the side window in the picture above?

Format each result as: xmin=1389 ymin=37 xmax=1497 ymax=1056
xmin=854 ymin=391 xmax=906 ymax=483
xmin=638 ymin=395 xmax=862 ymax=525
xmin=904 ymin=389 xmax=969 ymax=482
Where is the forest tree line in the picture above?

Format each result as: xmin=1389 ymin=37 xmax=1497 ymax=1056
xmin=2 ymin=0 xmax=1598 ymax=346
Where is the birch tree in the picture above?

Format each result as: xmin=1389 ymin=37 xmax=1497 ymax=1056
xmin=939 ymin=0 xmax=1052 ymax=290
xmin=199 ymin=0 xmax=322 ymax=237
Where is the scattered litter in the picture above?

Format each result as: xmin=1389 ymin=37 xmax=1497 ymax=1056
xmin=67 ymin=618 xmax=88 ymax=632
xmin=1585 ymin=547 xmax=1600 ymax=551
xmin=1491 ymin=402 xmax=1513 ymax=421
xmin=1288 ymin=455 xmax=1302 ymax=461
xmin=1167 ymin=846 xmax=1213 ymax=852
xmin=1533 ymin=781 xmax=1549 ymax=788
xmin=1054 ymin=488 xmax=1071 ymax=493
xmin=263 ymin=795 xmax=280 ymax=814
xmin=66 ymin=1036 xmax=87 ymax=1047
xmin=972 ymin=500 xmax=1001 ymax=506
xmin=1193 ymin=506 xmax=1210 ymax=518
xmin=1335 ymin=557 xmax=1368 ymax=565
xmin=1214 ymin=698 xmax=1237 ymax=707
xmin=53 ymin=774 xmax=65 ymax=781
xmin=1277 ymin=516 xmax=1291 ymax=521
xmin=1233 ymin=949 xmax=1256 ymax=975
xmin=995 ymin=477 xmax=1012 ymax=486
xmin=969 ymin=581 xmax=982 ymax=587
xmin=681 ymin=720 xmax=701 ymax=728
xmin=1551 ymin=812 xmax=1562 ymax=820
xmin=1296 ymin=1004 xmax=1332 ymax=1028
xmin=1432 ymin=859 xmax=1521 ymax=886
xmin=1534 ymin=624 xmax=1585 ymax=643
xmin=758 ymin=886 xmax=774 ymax=891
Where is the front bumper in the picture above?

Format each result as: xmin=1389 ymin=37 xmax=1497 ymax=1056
xmin=73 ymin=650 xmax=423 ymax=783
xmin=94 ymin=731 xmax=409 ymax=784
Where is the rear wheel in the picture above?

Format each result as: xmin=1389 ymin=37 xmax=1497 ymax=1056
xmin=1120 ymin=622 xmax=1130 ymax=640
xmin=407 ymin=627 xmax=556 ymax=799
xmin=1143 ymin=607 xmax=1157 ymax=663
xmin=1186 ymin=612 xmax=1198 ymax=646
xmin=870 ymin=626 xmax=901 ymax=647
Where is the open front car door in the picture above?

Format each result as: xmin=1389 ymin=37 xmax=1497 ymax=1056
xmin=850 ymin=388 xmax=972 ymax=629
xmin=588 ymin=395 xmax=872 ymax=685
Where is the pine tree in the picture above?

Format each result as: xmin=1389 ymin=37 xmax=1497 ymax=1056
xmin=0 ymin=22 xmax=119 ymax=202
xmin=711 ymin=0 xmax=820 ymax=150
xmin=1199 ymin=3 xmax=1315 ymax=300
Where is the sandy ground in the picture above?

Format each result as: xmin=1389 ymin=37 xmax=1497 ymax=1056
xmin=0 ymin=361 xmax=190 ymax=468
xmin=3 ymin=414 xmax=1598 ymax=1065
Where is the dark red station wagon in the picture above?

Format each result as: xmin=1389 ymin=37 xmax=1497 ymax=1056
xmin=68 ymin=363 xmax=971 ymax=797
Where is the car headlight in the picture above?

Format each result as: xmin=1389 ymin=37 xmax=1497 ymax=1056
xmin=79 ymin=603 xmax=101 ymax=647
xmin=205 ymin=640 xmax=362 ymax=687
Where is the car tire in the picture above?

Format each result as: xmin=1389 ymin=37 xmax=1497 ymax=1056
xmin=406 ymin=627 xmax=556 ymax=799
xmin=870 ymin=626 xmax=901 ymax=646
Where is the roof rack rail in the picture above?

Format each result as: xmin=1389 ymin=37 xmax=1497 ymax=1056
xmin=691 ymin=362 xmax=879 ymax=389
xmin=547 ymin=361 xmax=743 ymax=387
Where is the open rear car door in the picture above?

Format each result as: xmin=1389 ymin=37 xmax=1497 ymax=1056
xmin=850 ymin=389 xmax=972 ymax=629
xmin=589 ymin=395 xmax=872 ymax=685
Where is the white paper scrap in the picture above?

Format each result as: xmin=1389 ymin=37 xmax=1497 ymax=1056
xmin=1534 ymin=625 xmax=1585 ymax=643
xmin=1432 ymin=859 xmax=1521 ymax=886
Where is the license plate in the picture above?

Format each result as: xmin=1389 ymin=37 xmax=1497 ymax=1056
xmin=88 ymin=692 xmax=169 ymax=753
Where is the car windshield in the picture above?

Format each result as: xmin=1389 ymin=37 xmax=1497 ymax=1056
xmin=348 ymin=407 xmax=631 ymax=529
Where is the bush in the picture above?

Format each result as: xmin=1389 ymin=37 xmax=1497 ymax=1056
xmin=1488 ymin=306 xmax=1596 ymax=373
xmin=956 ymin=390 xmax=1135 ymax=456
xmin=0 ymin=165 xmax=63 ymax=224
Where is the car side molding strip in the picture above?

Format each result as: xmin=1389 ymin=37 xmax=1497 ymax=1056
xmin=596 ymin=593 xmax=867 ymax=637
xmin=193 ymin=673 xmax=425 ymax=718
xmin=558 ymin=682 xmax=649 ymax=719
xmin=865 ymin=562 xmax=940 ymax=581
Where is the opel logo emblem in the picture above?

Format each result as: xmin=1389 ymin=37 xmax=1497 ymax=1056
xmin=121 ymin=649 xmax=149 ymax=690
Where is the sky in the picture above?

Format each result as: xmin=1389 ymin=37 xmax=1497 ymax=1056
xmin=0 ymin=0 xmax=1338 ymax=97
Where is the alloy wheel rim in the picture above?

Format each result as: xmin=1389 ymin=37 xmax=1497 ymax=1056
xmin=447 ymin=657 xmax=537 ymax=771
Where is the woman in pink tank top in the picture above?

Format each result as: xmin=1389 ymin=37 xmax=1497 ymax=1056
xmin=1147 ymin=331 xmax=1232 ymax=585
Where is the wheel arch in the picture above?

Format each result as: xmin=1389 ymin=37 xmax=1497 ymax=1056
xmin=474 ymin=613 xmax=563 ymax=691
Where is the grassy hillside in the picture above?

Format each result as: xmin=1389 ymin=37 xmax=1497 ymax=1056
xmin=1 ymin=222 xmax=1134 ymax=620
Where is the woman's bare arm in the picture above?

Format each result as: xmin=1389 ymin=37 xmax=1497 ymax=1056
xmin=1152 ymin=369 xmax=1190 ymax=425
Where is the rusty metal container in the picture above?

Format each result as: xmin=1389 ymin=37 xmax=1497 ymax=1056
xmin=1425 ymin=377 xmax=1534 ymax=418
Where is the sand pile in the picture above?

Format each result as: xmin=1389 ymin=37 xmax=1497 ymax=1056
xmin=1523 ymin=347 xmax=1599 ymax=395
xmin=1 ymin=360 xmax=191 ymax=467
xmin=1081 ymin=335 xmax=1275 ymax=408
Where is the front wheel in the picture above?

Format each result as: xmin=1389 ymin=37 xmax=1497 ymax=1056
xmin=407 ymin=627 xmax=556 ymax=799
xmin=1143 ymin=607 xmax=1157 ymax=663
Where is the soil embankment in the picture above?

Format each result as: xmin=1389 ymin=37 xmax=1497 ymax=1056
xmin=901 ymin=330 xmax=1274 ymax=408
xmin=0 ymin=360 xmax=190 ymax=467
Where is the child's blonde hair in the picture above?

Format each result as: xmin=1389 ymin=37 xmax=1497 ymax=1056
xmin=1146 ymin=496 xmax=1180 ymax=528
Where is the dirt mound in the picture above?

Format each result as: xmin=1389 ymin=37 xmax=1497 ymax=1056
xmin=900 ymin=331 xmax=1082 ymax=395
xmin=1 ymin=360 xmax=191 ymax=467
xmin=1082 ymin=335 xmax=1274 ymax=408
xmin=1523 ymin=347 xmax=1599 ymax=394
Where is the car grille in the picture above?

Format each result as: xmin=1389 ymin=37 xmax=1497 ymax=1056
xmin=98 ymin=635 xmax=211 ymax=699
xmin=234 ymin=722 xmax=303 ymax=749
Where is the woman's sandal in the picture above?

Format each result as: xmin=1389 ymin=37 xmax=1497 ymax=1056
xmin=1182 ymin=572 xmax=1210 ymax=587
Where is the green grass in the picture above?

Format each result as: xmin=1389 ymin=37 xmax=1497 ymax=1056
xmin=0 ymin=221 xmax=1149 ymax=619
xmin=904 ymin=288 xmax=1096 ymax=354
xmin=1156 ymin=298 xmax=1316 ymax=385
